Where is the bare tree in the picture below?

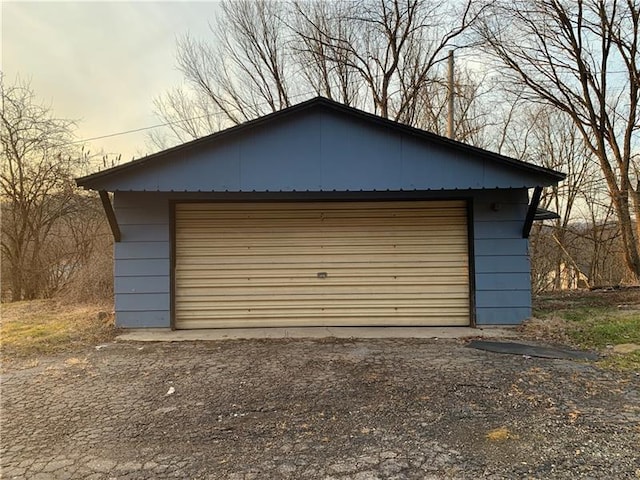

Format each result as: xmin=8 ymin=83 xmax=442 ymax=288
xmin=291 ymin=1 xmax=364 ymax=106
xmin=477 ymin=0 xmax=640 ymax=280
xmin=152 ymin=0 xmax=487 ymax=146
xmin=150 ymin=86 xmax=228 ymax=148
xmin=53 ymin=194 xmax=114 ymax=303
xmin=154 ymin=0 xmax=296 ymax=144
xmin=292 ymin=0 xmax=484 ymax=122
xmin=0 ymin=77 xmax=86 ymax=300
xmin=515 ymin=106 xmax=599 ymax=290
xmin=578 ymin=178 xmax=630 ymax=285
xmin=413 ymin=67 xmax=494 ymax=146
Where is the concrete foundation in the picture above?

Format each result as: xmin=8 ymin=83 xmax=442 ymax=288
xmin=117 ymin=326 xmax=516 ymax=342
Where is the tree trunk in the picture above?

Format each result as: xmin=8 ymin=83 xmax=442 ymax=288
xmin=612 ymin=193 xmax=640 ymax=282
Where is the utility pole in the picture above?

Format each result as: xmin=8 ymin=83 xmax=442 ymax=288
xmin=447 ymin=50 xmax=455 ymax=140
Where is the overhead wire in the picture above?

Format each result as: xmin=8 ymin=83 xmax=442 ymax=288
xmin=67 ymin=57 xmax=636 ymax=149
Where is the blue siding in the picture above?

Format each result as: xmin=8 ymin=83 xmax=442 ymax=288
xmin=116 ymin=293 xmax=170 ymax=311
xmin=475 ymin=273 xmax=531 ymax=290
xmin=120 ymin=224 xmax=169 ymax=242
xmin=115 ymin=207 xmax=168 ymax=225
xmin=115 ymin=276 xmax=170 ymax=294
xmin=319 ymin=116 xmax=402 ymax=190
xmin=475 ymin=290 xmax=531 ymax=308
xmin=93 ymin=110 xmax=556 ymax=192
xmin=474 ymin=221 xmax=524 ymax=238
xmin=240 ymin=115 xmax=322 ymax=190
xmin=113 ymin=192 xmax=171 ymax=328
xmin=109 ymin=189 xmax=535 ymax=328
xmin=476 ymin=307 xmax=532 ymax=325
xmin=472 ymin=189 xmax=532 ymax=325
xmin=114 ymin=242 xmax=169 ymax=259
xmin=116 ymin=311 xmax=171 ymax=328
xmin=115 ymin=259 xmax=170 ymax=277
xmin=475 ymin=256 xmax=530 ymax=273
xmin=475 ymin=239 xmax=529 ymax=256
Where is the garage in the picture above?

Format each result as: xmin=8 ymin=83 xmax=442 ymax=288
xmin=174 ymin=200 xmax=470 ymax=329
xmin=77 ymin=96 xmax=565 ymax=328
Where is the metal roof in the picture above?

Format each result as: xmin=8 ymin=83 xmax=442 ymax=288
xmin=534 ymin=208 xmax=561 ymax=221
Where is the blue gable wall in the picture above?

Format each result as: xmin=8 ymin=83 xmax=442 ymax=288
xmin=92 ymin=109 xmax=556 ymax=192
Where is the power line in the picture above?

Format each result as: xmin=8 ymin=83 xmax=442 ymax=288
xmin=68 ymin=89 xmax=323 ymax=148
xmin=453 ymin=51 xmax=632 ymax=75
xmin=69 ymin=65 xmax=636 ymax=149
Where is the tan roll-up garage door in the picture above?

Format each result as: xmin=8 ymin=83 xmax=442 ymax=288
xmin=174 ymin=201 xmax=469 ymax=329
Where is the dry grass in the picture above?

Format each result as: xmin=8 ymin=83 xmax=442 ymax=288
xmin=527 ymin=289 xmax=640 ymax=372
xmin=1 ymin=299 xmax=117 ymax=361
xmin=486 ymin=427 xmax=518 ymax=442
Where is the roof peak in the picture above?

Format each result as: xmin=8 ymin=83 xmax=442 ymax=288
xmin=77 ymin=96 xmax=565 ymax=189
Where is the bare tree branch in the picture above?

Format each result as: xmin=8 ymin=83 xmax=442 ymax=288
xmin=477 ymin=0 xmax=640 ymax=280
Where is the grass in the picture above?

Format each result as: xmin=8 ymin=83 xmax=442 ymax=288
xmin=1 ymin=299 xmax=117 ymax=361
xmin=568 ymin=311 xmax=640 ymax=347
xmin=531 ymin=290 xmax=640 ymax=372
xmin=566 ymin=308 xmax=640 ymax=371
xmin=2 ymin=292 xmax=639 ymax=372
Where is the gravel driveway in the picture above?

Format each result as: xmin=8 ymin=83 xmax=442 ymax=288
xmin=2 ymin=338 xmax=639 ymax=479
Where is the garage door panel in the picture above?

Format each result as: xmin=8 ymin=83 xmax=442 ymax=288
xmin=175 ymin=219 xmax=465 ymax=228
xmin=178 ymin=201 xmax=464 ymax=214
xmin=176 ymin=223 xmax=467 ymax=236
xmin=178 ymin=230 xmax=467 ymax=240
xmin=175 ymin=217 xmax=467 ymax=227
xmin=177 ymin=308 xmax=471 ymax=317
xmin=177 ymin=245 xmax=468 ymax=257
xmin=176 ymin=258 xmax=469 ymax=267
xmin=174 ymin=201 xmax=469 ymax=328
xmin=176 ymin=258 xmax=468 ymax=269
xmin=177 ymin=290 xmax=467 ymax=304
xmin=176 ymin=265 xmax=467 ymax=277
xmin=176 ymin=269 xmax=468 ymax=279
xmin=176 ymin=314 xmax=470 ymax=329
xmin=177 ymin=238 xmax=469 ymax=249
xmin=177 ymin=277 xmax=470 ymax=288
xmin=177 ymin=308 xmax=471 ymax=318
xmin=177 ymin=303 xmax=470 ymax=315
xmin=177 ymin=284 xmax=469 ymax=294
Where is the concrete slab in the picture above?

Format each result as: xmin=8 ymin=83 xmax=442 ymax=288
xmin=117 ymin=326 xmax=517 ymax=342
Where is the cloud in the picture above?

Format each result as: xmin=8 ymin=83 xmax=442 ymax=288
xmin=3 ymin=1 xmax=218 ymax=160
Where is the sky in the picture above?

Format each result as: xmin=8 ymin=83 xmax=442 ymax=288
xmin=2 ymin=1 xmax=220 ymax=162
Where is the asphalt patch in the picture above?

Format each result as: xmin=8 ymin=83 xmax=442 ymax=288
xmin=466 ymin=340 xmax=599 ymax=361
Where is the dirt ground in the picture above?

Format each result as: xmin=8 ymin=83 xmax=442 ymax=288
xmin=2 ymin=337 xmax=639 ymax=479
xmin=533 ymin=287 xmax=640 ymax=313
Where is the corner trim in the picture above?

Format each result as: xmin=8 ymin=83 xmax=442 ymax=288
xmin=466 ymin=198 xmax=476 ymax=328
xmin=169 ymin=200 xmax=177 ymax=330
xmin=98 ymin=191 xmax=121 ymax=242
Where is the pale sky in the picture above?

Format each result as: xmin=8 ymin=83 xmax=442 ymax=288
xmin=2 ymin=1 xmax=220 ymax=162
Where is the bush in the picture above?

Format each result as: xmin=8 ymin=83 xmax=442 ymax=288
xmin=58 ymin=231 xmax=114 ymax=305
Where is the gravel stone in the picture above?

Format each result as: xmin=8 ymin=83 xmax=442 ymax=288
xmin=2 ymin=338 xmax=639 ymax=479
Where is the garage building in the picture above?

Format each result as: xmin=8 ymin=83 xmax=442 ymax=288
xmin=77 ymin=97 xmax=564 ymax=329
